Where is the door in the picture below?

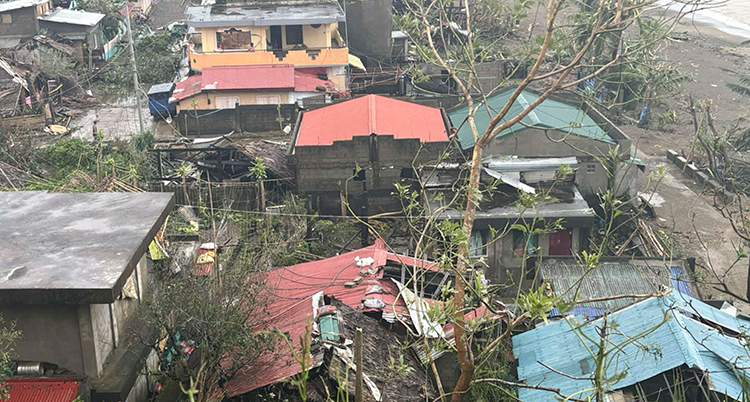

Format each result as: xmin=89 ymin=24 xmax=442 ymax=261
xmin=269 ymin=26 xmax=282 ymax=49
xmin=215 ymin=96 xmax=240 ymax=109
xmin=548 ymin=229 xmax=573 ymax=255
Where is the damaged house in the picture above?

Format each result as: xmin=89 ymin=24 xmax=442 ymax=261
xmin=0 ymin=0 xmax=52 ymax=44
xmin=448 ymin=88 xmax=642 ymax=198
xmin=0 ymin=191 xmax=174 ymax=402
xmin=422 ymin=156 xmax=595 ymax=293
xmin=185 ymin=0 xmax=350 ymax=93
xmin=288 ymin=94 xmax=453 ymax=215
xmin=37 ymin=8 xmax=106 ymax=69
xmin=223 ymin=239 xmax=445 ymax=400
xmin=514 ymin=292 xmax=750 ymax=401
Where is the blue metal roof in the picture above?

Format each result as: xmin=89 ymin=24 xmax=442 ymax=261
xmin=147 ymin=83 xmax=175 ymax=95
xmin=513 ymin=292 xmax=750 ymax=401
xmin=542 ymin=259 xmax=694 ymax=319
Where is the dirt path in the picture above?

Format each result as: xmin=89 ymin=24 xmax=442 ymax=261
xmin=635 ymin=149 xmax=749 ymax=310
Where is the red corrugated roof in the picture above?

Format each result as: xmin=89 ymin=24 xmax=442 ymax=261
xmin=294 ymin=69 xmax=335 ymax=93
xmin=201 ymin=64 xmax=295 ymax=91
xmin=224 ymin=240 xmax=440 ymax=397
xmin=169 ymin=65 xmax=334 ymax=104
xmin=295 ymin=95 xmax=450 ymax=146
xmin=4 ymin=378 xmax=81 ymax=402
xmin=169 ymin=74 xmax=202 ymax=103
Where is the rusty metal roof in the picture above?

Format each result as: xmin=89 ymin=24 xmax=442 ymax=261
xmin=295 ymin=95 xmax=450 ymax=146
xmin=5 ymin=378 xmax=81 ymax=402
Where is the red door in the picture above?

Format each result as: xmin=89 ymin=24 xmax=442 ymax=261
xmin=549 ymin=230 xmax=573 ymax=255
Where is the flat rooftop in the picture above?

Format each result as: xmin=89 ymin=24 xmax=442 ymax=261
xmin=0 ymin=191 xmax=174 ymax=304
xmin=186 ymin=0 xmax=345 ymax=28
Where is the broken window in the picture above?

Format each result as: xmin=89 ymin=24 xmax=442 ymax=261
xmin=217 ymin=28 xmax=254 ymax=50
xmin=512 ymin=230 xmax=538 ymax=258
xmin=1 ymin=14 xmax=11 ymax=24
xmin=469 ymin=230 xmax=488 ymax=257
xmin=285 ymin=25 xmax=303 ymax=45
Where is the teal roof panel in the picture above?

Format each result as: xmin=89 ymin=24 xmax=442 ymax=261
xmin=448 ymin=89 xmax=614 ymax=150
xmin=512 ymin=292 xmax=750 ymax=401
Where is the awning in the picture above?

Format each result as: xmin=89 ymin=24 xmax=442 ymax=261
xmin=348 ymin=54 xmax=366 ymax=72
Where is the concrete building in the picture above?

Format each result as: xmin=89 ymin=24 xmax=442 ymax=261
xmin=185 ymin=0 xmax=349 ymax=92
xmin=0 ymin=191 xmax=174 ymax=402
xmin=37 ymin=8 xmax=106 ymax=69
xmin=169 ymin=64 xmax=335 ymax=112
xmin=422 ymin=156 xmax=596 ymax=295
xmin=0 ymin=0 xmax=51 ymax=42
xmin=288 ymin=94 xmax=453 ymax=215
xmin=448 ymin=88 xmax=643 ymax=198
xmin=345 ymin=0 xmax=392 ymax=65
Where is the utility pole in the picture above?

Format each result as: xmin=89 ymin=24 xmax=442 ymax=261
xmin=125 ymin=4 xmax=145 ymax=134
xmin=355 ymin=327 xmax=363 ymax=402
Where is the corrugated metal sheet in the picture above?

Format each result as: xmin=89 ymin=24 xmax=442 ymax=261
xmin=541 ymin=259 xmax=691 ymax=315
xmin=225 ymin=240 xmax=441 ymax=397
xmin=513 ymin=293 xmax=750 ymax=401
xmin=169 ymin=74 xmax=202 ymax=103
xmin=39 ymin=9 xmax=105 ymax=26
xmin=295 ymin=95 xmax=450 ymax=146
xmin=5 ymin=378 xmax=81 ymax=402
xmin=202 ymin=64 xmax=295 ymax=91
xmin=169 ymin=65 xmax=333 ymax=104
xmin=449 ymin=88 xmax=613 ymax=150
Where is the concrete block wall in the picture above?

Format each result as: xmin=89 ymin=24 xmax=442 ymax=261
xmin=292 ymin=135 xmax=450 ymax=214
xmin=666 ymin=149 xmax=736 ymax=204
xmin=176 ymin=104 xmax=297 ymax=136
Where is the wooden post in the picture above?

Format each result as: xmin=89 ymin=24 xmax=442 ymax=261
xmin=355 ymin=327 xmax=363 ymax=402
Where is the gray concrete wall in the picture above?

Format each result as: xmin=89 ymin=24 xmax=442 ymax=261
xmin=486 ymin=127 xmax=633 ymax=196
xmin=89 ymin=303 xmax=114 ymax=376
xmin=177 ymin=104 xmax=298 ymax=136
xmin=345 ymin=0 xmax=392 ymax=61
xmin=0 ymin=7 xmax=40 ymax=38
xmin=0 ymin=304 xmax=85 ymax=374
xmin=291 ymin=135 xmax=450 ymax=214
xmin=473 ymin=227 xmax=584 ymax=296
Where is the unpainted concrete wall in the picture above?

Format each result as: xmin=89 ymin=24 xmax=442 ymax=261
xmin=177 ymin=104 xmax=298 ymax=135
xmin=345 ymin=0 xmax=392 ymax=61
xmin=0 ymin=6 xmax=42 ymax=38
xmin=486 ymin=127 xmax=634 ymax=196
xmin=0 ymin=304 xmax=85 ymax=374
xmin=473 ymin=227 xmax=585 ymax=297
xmin=291 ymin=135 xmax=450 ymax=214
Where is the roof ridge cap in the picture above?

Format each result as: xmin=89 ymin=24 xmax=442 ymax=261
xmin=368 ymin=95 xmax=377 ymax=134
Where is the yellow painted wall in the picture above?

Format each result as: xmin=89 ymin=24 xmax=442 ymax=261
xmin=175 ymin=90 xmax=290 ymax=112
xmin=189 ymin=46 xmax=349 ymax=71
xmin=198 ymin=23 xmax=333 ymax=53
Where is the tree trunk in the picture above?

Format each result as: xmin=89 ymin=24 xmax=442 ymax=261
xmin=450 ymin=144 xmax=485 ymax=402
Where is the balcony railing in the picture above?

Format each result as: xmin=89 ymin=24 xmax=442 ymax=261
xmin=188 ymin=45 xmax=349 ymax=70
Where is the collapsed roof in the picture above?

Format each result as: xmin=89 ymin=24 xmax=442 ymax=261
xmin=514 ymin=292 xmax=750 ymax=401
xmin=224 ymin=240 xmax=441 ymax=397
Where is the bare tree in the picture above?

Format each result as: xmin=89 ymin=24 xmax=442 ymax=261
xmin=394 ymin=0 xmax=710 ymax=399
